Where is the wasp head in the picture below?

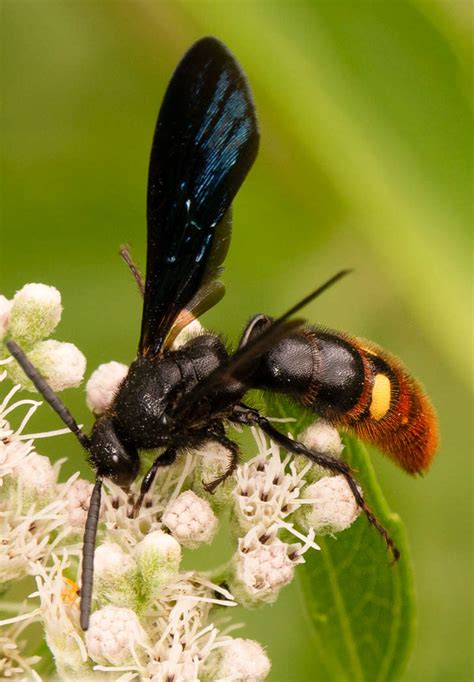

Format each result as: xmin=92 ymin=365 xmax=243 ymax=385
xmin=89 ymin=416 xmax=139 ymax=488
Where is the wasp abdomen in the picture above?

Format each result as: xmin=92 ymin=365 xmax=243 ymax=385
xmin=336 ymin=340 xmax=439 ymax=474
xmin=253 ymin=333 xmax=314 ymax=394
xmin=255 ymin=327 xmax=438 ymax=474
xmin=254 ymin=330 xmax=365 ymax=413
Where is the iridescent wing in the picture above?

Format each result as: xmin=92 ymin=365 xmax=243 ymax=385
xmin=139 ymin=38 xmax=259 ymax=357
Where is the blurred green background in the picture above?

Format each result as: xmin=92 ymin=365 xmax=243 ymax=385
xmin=1 ymin=1 xmax=472 ymax=680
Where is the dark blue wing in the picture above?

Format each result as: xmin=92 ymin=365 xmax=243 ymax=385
xmin=139 ymin=37 xmax=259 ymax=357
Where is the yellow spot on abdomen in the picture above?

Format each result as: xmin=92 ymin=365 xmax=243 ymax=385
xmin=369 ymin=374 xmax=391 ymax=421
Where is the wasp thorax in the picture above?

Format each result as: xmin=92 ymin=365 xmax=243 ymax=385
xmin=89 ymin=416 xmax=139 ymax=487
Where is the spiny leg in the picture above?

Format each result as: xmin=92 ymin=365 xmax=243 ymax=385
xmin=132 ymin=447 xmax=178 ymax=517
xmin=119 ymin=244 xmax=145 ymax=296
xmin=232 ymin=403 xmax=399 ymax=561
xmin=202 ymin=431 xmax=240 ymax=494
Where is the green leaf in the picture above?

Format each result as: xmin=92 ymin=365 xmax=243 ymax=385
xmin=298 ymin=437 xmax=416 ymax=682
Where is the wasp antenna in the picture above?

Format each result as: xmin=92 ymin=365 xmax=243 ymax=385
xmin=6 ymin=339 xmax=90 ymax=449
xmin=119 ymin=244 xmax=145 ymax=296
xmin=80 ymin=477 xmax=103 ymax=630
xmin=276 ymin=269 xmax=352 ymax=324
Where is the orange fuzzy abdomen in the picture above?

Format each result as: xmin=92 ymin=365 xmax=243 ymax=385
xmin=336 ymin=341 xmax=439 ymax=474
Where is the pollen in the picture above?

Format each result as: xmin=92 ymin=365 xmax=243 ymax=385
xmin=369 ymin=373 xmax=391 ymax=421
xmin=61 ymin=577 xmax=80 ymax=605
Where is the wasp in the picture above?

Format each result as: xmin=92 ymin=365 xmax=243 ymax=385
xmin=6 ymin=37 xmax=438 ymax=630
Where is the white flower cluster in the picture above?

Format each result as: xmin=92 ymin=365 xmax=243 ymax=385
xmin=1 ymin=283 xmax=86 ymax=391
xmin=228 ymin=424 xmax=359 ymax=605
xmin=0 ymin=371 xmax=79 ymax=586
xmin=0 ymin=283 xmax=362 ymax=681
xmin=0 ymin=368 xmax=267 ymax=680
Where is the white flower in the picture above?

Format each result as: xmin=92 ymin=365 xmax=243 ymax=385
xmin=230 ymin=529 xmax=299 ymax=606
xmin=298 ymin=475 xmax=361 ymax=534
xmin=94 ymin=542 xmax=138 ymax=608
xmin=0 ymin=433 xmax=34 ymax=485
xmin=0 ymin=500 xmax=68 ymax=585
xmin=300 ymin=419 xmax=344 ymax=458
xmin=162 ymin=490 xmax=218 ymax=548
xmin=7 ymin=339 xmax=86 ymax=392
xmin=95 ymin=542 xmax=136 ymax=577
xmin=0 ymin=384 xmax=42 ymax=482
xmin=293 ymin=419 xmax=344 ymax=483
xmin=8 ymin=283 xmax=62 ymax=345
xmin=0 ymin=295 xmax=12 ymax=340
xmin=134 ymin=530 xmax=181 ymax=599
xmin=145 ymin=586 xmax=236 ymax=682
xmin=193 ymin=441 xmax=237 ymax=511
xmin=210 ymin=637 xmax=271 ymax=681
xmin=86 ymin=361 xmax=128 ymax=415
xmin=14 ymin=451 xmax=57 ymax=504
xmin=60 ymin=476 xmax=94 ymax=529
xmin=30 ymin=340 xmax=86 ymax=391
xmin=85 ymin=605 xmax=148 ymax=666
xmin=0 ymin=375 xmax=74 ymax=585
xmin=33 ymin=553 xmax=89 ymax=677
xmin=232 ymin=428 xmax=314 ymax=539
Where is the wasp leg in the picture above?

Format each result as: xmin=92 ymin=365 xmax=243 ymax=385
xmin=202 ymin=432 xmax=240 ymax=494
xmin=119 ymin=244 xmax=145 ymax=296
xmin=132 ymin=447 xmax=178 ymax=517
xmin=232 ymin=403 xmax=400 ymax=561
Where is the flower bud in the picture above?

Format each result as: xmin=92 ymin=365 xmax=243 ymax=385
xmin=61 ymin=477 xmax=94 ymax=529
xmin=209 ymin=638 xmax=271 ymax=682
xmin=0 ymin=295 xmax=12 ymax=341
xmin=193 ymin=441 xmax=236 ymax=511
xmin=14 ymin=452 xmax=56 ymax=506
xmin=86 ymin=361 xmax=128 ymax=415
xmin=298 ymin=475 xmax=361 ymax=534
xmin=229 ymin=535 xmax=296 ymax=607
xmin=134 ymin=530 xmax=181 ymax=599
xmin=162 ymin=490 xmax=218 ymax=549
xmin=294 ymin=420 xmax=344 ymax=482
xmin=85 ymin=605 xmax=148 ymax=666
xmin=94 ymin=542 xmax=137 ymax=608
xmin=301 ymin=420 xmax=344 ymax=457
xmin=8 ymin=340 xmax=86 ymax=392
xmin=8 ymin=283 xmax=62 ymax=345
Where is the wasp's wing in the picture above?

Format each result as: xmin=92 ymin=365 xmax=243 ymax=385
xmin=163 ymin=280 xmax=226 ymax=349
xmin=139 ymin=38 xmax=259 ymax=357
